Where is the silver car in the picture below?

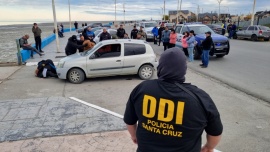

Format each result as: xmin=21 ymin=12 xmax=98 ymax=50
xmin=93 ymin=29 xmax=117 ymax=43
xmin=236 ymin=25 xmax=270 ymax=41
xmin=57 ymin=39 xmax=158 ymax=83
xmin=137 ymin=22 xmax=158 ymax=41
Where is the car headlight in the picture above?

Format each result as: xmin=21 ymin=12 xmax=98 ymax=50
xmin=58 ymin=61 xmax=65 ymax=68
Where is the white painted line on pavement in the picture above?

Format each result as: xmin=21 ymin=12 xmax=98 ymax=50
xmin=26 ymin=62 xmax=59 ymax=66
xmin=69 ymin=97 xmax=124 ymax=119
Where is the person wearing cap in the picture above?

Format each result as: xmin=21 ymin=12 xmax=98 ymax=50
xmin=131 ymin=26 xmax=139 ymax=39
xmin=19 ymin=34 xmax=43 ymax=59
xmin=117 ymin=24 xmax=126 ymax=39
xmin=32 ymin=23 xmax=44 ymax=53
xmin=200 ymin=31 xmax=214 ymax=68
xmin=65 ymin=35 xmax=87 ymax=56
xmin=158 ymin=24 xmax=165 ymax=46
xmin=124 ymin=47 xmax=223 ymax=152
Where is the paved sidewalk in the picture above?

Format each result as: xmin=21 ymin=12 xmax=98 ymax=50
xmin=0 ymin=97 xmax=125 ymax=142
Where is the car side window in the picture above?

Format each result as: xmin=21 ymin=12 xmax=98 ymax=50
xmin=248 ymin=26 xmax=254 ymax=31
xmin=124 ymin=43 xmax=146 ymax=56
xmin=175 ymin=26 xmax=182 ymax=34
xmin=93 ymin=44 xmax=121 ymax=59
xmin=254 ymin=26 xmax=258 ymax=30
xmin=182 ymin=26 xmax=188 ymax=34
xmin=242 ymin=27 xmax=248 ymax=30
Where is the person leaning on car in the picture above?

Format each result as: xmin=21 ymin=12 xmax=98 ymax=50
xmin=200 ymin=31 xmax=214 ymax=68
xmin=124 ymin=47 xmax=223 ymax=152
xmin=99 ymin=28 xmax=111 ymax=42
xmin=117 ymin=24 xmax=126 ymax=39
xmin=131 ymin=26 xmax=139 ymax=39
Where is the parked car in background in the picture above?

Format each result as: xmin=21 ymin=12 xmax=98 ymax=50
xmin=93 ymin=29 xmax=117 ymax=43
xmin=57 ymin=39 xmax=158 ymax=83
xmin=164 ymin=23 xmax=175 ymax=29
xmin=77 ymin=23 xmax=104 ymax=33
xmin=137 ymin=22 xmax=158 ymax=41
xmin=76 ymin=27 xmax=109 ymax=40
xmin=236 ymin=25 xmax=270 ymax=41
xmin=175 ymin=23 xmax=230 ymax=59
xmin=206 ymin=24 xmax=223 ymax=35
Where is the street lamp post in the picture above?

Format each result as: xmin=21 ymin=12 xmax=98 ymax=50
xmin=179 ymin=0 xmax=182 ymax=23
xmin=217 ymin=0 xmax=223 ymax=22
xmin=52 ymin=0 xmax=60 ymax=53
xmin=251 ymin=0 xmax=256 ymax=26
xmin=164 ymin=0 xmax=165 ymax=21
xmin=123 ymin=2 xmax=125 ymax=25
xmin=115 ymin=0 xmax=116 ymax=25
xmin=192 ymin=3 xmax=200 ymax=22
xmin=176 ymin=0 xmax=179 ymax=23
xmin=68 ymin=0 xmax=71 ymax=34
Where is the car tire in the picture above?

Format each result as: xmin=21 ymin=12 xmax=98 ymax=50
xmin=67 ymin=68 xmax=85 ymax=84
xmin=264 ymin=38 xmax=269 ymax=41
xmin=216 ymin=55 xmax=225 ymax=58
xmin=233 ymin=34 xmax=238 ymax=39
xmin=138 ymin=65 xmax=154 ymax=80
xmin=251 ymin=34 xmax=258 ymax=41
xmin=194 ymin=47 xmax=201 ymax=60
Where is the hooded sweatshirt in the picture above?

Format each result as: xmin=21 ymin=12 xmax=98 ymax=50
xmin=158 ymin=47 xmax=187 ymax=83
xmin=65 ymin=35 xmax=85 ymax=55
xmin=123 ymin=47 xmax=223 ymax=152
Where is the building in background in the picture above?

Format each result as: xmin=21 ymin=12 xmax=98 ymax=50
xmin=169 ymin=10 xmax=196 ymax=23
xmin=198 ymin=12 xmax=218 ymax=24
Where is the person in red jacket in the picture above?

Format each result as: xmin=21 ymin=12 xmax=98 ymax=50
xmin=181 ymin=31 xmax=189 ymax=56
xmin=169 ymin=29 xmax=177 ymax=48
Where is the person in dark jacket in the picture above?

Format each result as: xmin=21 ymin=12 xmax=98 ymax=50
xmin=32 ymin=23 xmax=43 ymax=53
xmin=65 ymin=35 xmax=86 ymax=56
xmin=200 ymin=31 xmax=214 ymax=68
xmin=19 ymin=34 xmax=43 ymax=58
xmin=117 ymin=25 xmax=126 ymax=39
xmin=130 ymin=26 xmax=139 ymax=39
xmin=158 ymin=24 xmax=165 ymax=46
xmin=74 ymin=21 xmax=78 ymax=29
xmin=228 ymin=22 xmax=237 ymax=39
xmin=124 ymin=47 xmax=223 ymax=152
xmin=100 ymin=28 xmax=111 ymax=41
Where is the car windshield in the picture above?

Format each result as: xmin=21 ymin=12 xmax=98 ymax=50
xmin=83 ymin=42 xmax=103 ymax=56
xmin=188 ymin=25 xmax=215 ymax=35
xmin=260 ymin=26 xmax=270 ymax=30
xmin=145 ymin=23 xmax=156 ymax=27
xmin=94 ymin=30 xmax=102 ymax=36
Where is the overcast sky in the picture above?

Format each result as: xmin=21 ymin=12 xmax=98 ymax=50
xmin=0 ymin=0 xmax=269 ymax=22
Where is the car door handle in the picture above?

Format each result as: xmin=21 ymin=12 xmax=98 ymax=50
xmin=116 ymin=60 xmax=121 ymax=62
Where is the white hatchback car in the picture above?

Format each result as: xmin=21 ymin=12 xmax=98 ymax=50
xmin=57 ymin=39 xmax=158 ymax=83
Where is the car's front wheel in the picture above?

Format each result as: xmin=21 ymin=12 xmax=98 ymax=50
xmin=67 ymin=68 xmax=85 ymax=84
xmin=251 ymin=34 xmax=258 ymax=41
xmin=264 ymin=38 xmax=269 ymax=41
xmin=138 ymin=65 xmax=154 ymax=80
xmin=194 ymin=46 xmax=201 ymax=60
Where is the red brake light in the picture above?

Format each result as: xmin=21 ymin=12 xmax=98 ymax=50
xmin=259 ymin=30 xmax=262 ymax=35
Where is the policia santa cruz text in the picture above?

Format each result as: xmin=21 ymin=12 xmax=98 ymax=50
xmin=124 ymin=47 xmax=223 ymax=152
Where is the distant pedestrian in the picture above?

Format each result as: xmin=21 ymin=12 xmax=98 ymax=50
xmin=74 ymin=21 xmax=78 ymax=29
xmin=228 ymin=22 xmax=237 ymax=39
xmin=85 ymin=22 xmax=87 ymax=26
xmin=100 ymin=28 xmax=111 ymax=42
xmin=65 ymin=35 xmax=86 ymax=56
xmin=60 ymin=23 xmax=64 ymax=33
xmin=32 ymin=23 xmax=43 ymax=53
xmin=182 ymin=31 xmax=189 ymax=56
xmin=161 ymin=27 xmax=170 ymax=51
xmin=200 ymin=31 xmax=213 ymax=68
xmin=187 ymin=30 xmax=196 ymax=62
xmin=152 ymin=25 xmax=159 ymax=44
xmin=169 ymin=29 xmax=177 ymax=48
xmin=158 ymin=24 xmax=165 ymax=46
xmin=124 ymin=33 xmax=130 ymax=39
xmin=117 ymin=25 xmax=126 ymax=39
xmin=19 ymin=34 xmax=43 ymax=58
xmin=82 ymin=23 xmax=85 ymax=27
xmin=138 ymin=26 xmax=146 ymax=39
xmin=130 ymin=26 xmax=139 ymax=39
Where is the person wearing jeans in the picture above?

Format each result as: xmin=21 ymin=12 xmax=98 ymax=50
xmin=32 ymin=23 xmax=43 ymax=53
xmin=186 ymin=30 xmax=196 ymax=62
xmin=161 ymin=27 xmax=170 ymax=51
xmin=19 ymin=34 xmax=43 ymax=58
xmin=200 ymin=31 xmax=213 ymax=68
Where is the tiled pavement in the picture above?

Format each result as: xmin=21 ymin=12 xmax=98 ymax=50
xmin=0 ymin=97 xmax=126 ymax=142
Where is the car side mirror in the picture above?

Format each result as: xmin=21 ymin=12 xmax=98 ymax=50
xmin=90 ymin=54 xmax=96 ymax=59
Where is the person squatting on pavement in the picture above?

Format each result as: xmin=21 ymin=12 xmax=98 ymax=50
xmin=200 ymin=31 xmax=214 ymax=68
xmin=19 ymin=34 xmax=43 ymax=58
xmin=124 ymin=47 xmax=223 ymax=152
xmin=117 ymin=24 xmax=126 ymax=39
xmin=161 ymin=27 xmax=170 ymax=51
xmin=65 ymin=35 xmax=86 ymax=56
xmin=32 ymin=23 xmax=44 ymax=53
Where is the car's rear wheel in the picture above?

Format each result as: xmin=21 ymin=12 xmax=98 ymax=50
xmin=67 ymin=68 xmax=85 ymax=84
xmin=251 ymin=34 xmax=258 ymax=41
xmin=264 ymin=38 xmax=269 ymax=41
xmin=194 ymin=47 xmax=201 ymax=60
xmin=138 ymin=65 xmax=154 ymax=80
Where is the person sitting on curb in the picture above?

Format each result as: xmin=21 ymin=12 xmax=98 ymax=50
xmin=19 ymin=34 xmax=43 ymax=59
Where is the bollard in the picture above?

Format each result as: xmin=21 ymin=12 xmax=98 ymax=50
xmin=16 ymin=39 xmax=22 ymax=65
